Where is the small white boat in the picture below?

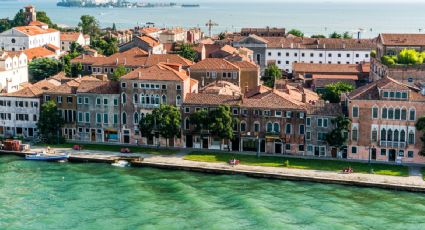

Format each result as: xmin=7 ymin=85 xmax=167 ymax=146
xmin=25 ymin=151 xmax=69 ymax=162
xmin=111 ymin=160 xmax=130 ymax=167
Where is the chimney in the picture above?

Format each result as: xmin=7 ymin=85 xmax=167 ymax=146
xmin=138 ymin=72 xmax=142 ymax=78
xmin=124 ymin=58 xmax=127 ymax=65
xmin=115 ymin=58 xmax=119 ymax=65
xmin=301 ymin=92 xmax=306 ymax=103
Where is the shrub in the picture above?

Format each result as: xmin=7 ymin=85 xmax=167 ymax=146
xmin=283 ymin=160 xmax=290 ymax=167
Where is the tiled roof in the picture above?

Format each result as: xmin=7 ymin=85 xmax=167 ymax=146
xmin=200 ymin=80 xmax=241 ymax=96
xmin=293 ymin=63 xmax=365 ymax=74
xmin=6 ymin=79 xmax=60 ymax=97
xmin=307 ymin=101 xmax=342 ymax=117
xmin=61 ymin=32 xmax=82 ymax=41
xmin=45 ymin=43 xmax=60 ymax=51
xmin=144 ymin=54 xmax=193 ymax=67
xmin=45 ymin=79 xmax=81 ymax=94
xmin=14 ymin=26 xmax=58 ymax=36
xmin=312 ymin=74 xmax=358 ymax=80
xmin=190 ymin=58 xmax=239 ymax=71
xmin=24 ymin=46 xmax=56 ymax=60
xmin=77 ymin=80 xmax=119 ymax=94
xmin=380 ymin=33 xmax=425 ymax=46
xmin=71 ymin=54 xmax=102 ymax=65
xmin=28 ymin=21 xmax=48 ymax=27
xmin=183 ymin=93 xmax=241 ymax=106
xmin=231 ymin=60 xmax=258 ymax=70
xmin=137 ymin=35 xmax=160 ymax=47
xmin=139 ymin=27 xmax=161 ymax=34
xmin=121 ymin=63 xmax=189 ymax=81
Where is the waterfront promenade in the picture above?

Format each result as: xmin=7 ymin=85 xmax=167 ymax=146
xmin=21 ymin=146 xmax=425 ymax=192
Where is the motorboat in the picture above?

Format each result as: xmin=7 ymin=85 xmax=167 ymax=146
xmin=111 ymin=160 xmax=130 ymax=167
xmin=25 ymin=152 xmax=69 ymax=162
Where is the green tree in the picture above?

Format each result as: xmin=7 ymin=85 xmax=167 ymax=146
xmin=189 ymin=109 xmax=209 ymax=131
xmin=329 ymin=32 xmax=342 ymax=39
xmin=0 ymin=19 xmax=11 ymax=33
xmin=398 ymin=49 xmax=424 ymax=65
xmin=416 ymin=117 xmax=425 ymax=156
xmin=343 ymin=31 xmax=353 ymax=39
xmin=155 ymin=104 xmax=182 ymax=147
xmin=262 ymin=64 xmax=282 ymax=88
xmin=11 ymin=9 xmax=26 ymax=27
xmin=209 ymin=105 xmax=235 ymax=149
xmin=326 ymin=116 xmax=351 ymax=149
xmin=139 ymin=113 xmax=156 ymax=138
xmin=381 ymin=55 xmax=397 ymax=66
xmin=37 ymin=101 xmax=65 ymax=144
xmin=370 ymin=50 xmax=377 ymax=58
xmin=321 ymin=82 xmax=354 ymax=103
xmin=111 ymin=65 xmax=128 ymax=81
xmin=178 ymin=44 xmax=197 ymax=61
xmin=311 ymin=34 xmax=326 ymax=38
xmin=36 ymin=11 xmax=57 ymax=28
xmin=29 ymin=58 xmax=62 ymax=81
xmin=78 ymin=15 xmax=100 ymax=37
xmin=91 ymin=37 xmax=118 ymax=56
xmin=288 ymin=29 xmax=304 ymax=37
xmin=218 ymin=32 xmax=226 ymax=40
xmin=71 ymin=62 xmax=83 ymax=77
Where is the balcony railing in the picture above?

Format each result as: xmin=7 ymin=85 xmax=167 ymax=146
xmin=379 ymin=140 xmax=406 ymax=149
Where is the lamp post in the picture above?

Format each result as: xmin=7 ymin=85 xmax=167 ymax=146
xmin=256 ymin=135 xmax=260 ymax=158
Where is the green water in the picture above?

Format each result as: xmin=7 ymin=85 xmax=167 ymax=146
xmin=1 ymin=156 xmax=425 ymax=230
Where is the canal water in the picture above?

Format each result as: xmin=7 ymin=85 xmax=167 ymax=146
xmin=0 ymin=155 xmax=424 ymax=230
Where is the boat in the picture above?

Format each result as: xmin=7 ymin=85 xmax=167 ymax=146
xmin=181 ymin=4 xmax=200 ymax=7
xmin=25 ymin=152 xmax=69 ymax=162
xmin=111 ymin=160 xmax=130 ymax=167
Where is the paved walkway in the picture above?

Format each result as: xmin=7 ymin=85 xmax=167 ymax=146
xmin=32 ymin=146 xmax=425 ymax=188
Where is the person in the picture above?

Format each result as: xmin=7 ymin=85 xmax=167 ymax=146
xmin=47 ymin=146 xmax=51 ymax=154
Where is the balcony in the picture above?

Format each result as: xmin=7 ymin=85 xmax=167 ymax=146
xmin=379 ymin=140 xmax=406 ymax=149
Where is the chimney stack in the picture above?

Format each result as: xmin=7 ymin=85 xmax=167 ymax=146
xmin=301 ymin=92 xmax=306 ymax=103
xmin=138 ymin=72 xmax=142 ymax=78
xmin=115 ymin=58 xmax=119 ymax=65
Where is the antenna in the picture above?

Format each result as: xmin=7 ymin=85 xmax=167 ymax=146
xmin=205 ymin=19 xmax=218 ymax=38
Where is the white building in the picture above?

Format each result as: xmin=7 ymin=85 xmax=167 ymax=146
xmin=233 ymin=35 xmax=375 ymax=73
xmin=0 ymin=24 xmax=60 ymax=52
xmin=0 ymin=79 xmax=60 ymax=138
xmin=0 ymin=51 xmax=28 ymax=93
xmin=60 ymin=32 xmax=90 ymax=52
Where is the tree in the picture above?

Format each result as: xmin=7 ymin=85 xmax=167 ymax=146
xmin=326 ymin=116 xmax=351 ymax=149
xmin=415 ymin=117 xmax=425 ymax=156
xmin=37 ymin=101 xmax=65 ymax=144
xmin=111 ymin=65 xmax=128 ymax=81
xmin=398 ymin=49 xmax=424 ymax=65
xmin=381 ymin=55 xmax=397 ymax=66
xmin=189 ymin=109 xmax=209 ymax=131
xmin=218 ymin=32 xmax=226 ymax=40
xmin=0 ymin=19 xmax=11 ymax=33
xmin=343 ymin=31 xmax=353 ymax=39
xmin=78 ymin=15 xmax=100 ymax=37
xmin=329 ymin=32 xmax=342 ymax=39
xmin=311 ymin=34 xmax=326 ymax=38
xmin=209 ymin=105 xmax=235 ymax=149
xmin=36 ymin=11 xmax=57 ymax=29
xmin=139 ymin=113 xmax=155 ymax=138
xmin=11 ymin=9 xmax=26 ymax=27
xmin=262 ymin=64 xmax=282 ymax=88
xmin=321 ymin=82 xmax=354 ymax=103
xmin=178 ymin=44 xmax=197 ymax=61
xmin=29 ymin=58 xmax=62 ymax=81
xmin=91 ymin=37 xmax=118 ymax=56
xmin=71 ymin=63 xmax=83 ymax=77
xmin=155 ymin=104 xmax=182 ymax=147
xmin=288 ymin=29 xmax=304 ymax=37
xmin=112 ymin=22 xmax=117 ymax=31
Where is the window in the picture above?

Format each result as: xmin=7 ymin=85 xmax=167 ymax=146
xmin=176 ymin=85 xmax=182 ymax=90
xmin=103 ymin=114 xmax=108 ymax=124
xmin=398 ymin=150 xmax=404 ymax=157
xmin=273 ymin=123 xmax=280 ymax=133
xmin=306 ymin=131 xmax=311 ymax=140
xmin=84 ymin=97 xmax=89 ymax=104
xmin=299 ymin=124 xmax=305 ymax=135
xmin=240 ymin=122 xmax=246 ymax=132
xmin=122 ymin=112 xmax=127 ymax=125
xmin=278 ymin=52 xmax=281 ymax=56
xmin=103 ymin=98 xmax=108 ymax=105
xmin=268 ymin=52 xmax=271 ymax=56
xmin=401 ymin=108 xmax=407 ymax=120
xmin=96 ymin=113 xmax=102 ymax=123
xmin=383 ymin=91 xmax=389 ymax=98
xmin=352 ymin=106 xmax=359 ymax=118
xmin=409 ymin=109 xmax=416 ymax=121
xmin=307 ymin=145 xmax=313 ymax=152
xmin=351 ymin=146 xmax=357 ymax=154
xmin=372 ymin=107 xmax=378 ymax=119
xmin=285 ymin=124 xmax=291 ymax=134
xmin=134 ymin=113 xmax=139 ymax=124
xmin=408 ymin=151 xmax=414 ymax=158
xmin=352 ymin=127 xmax=358 ymax=141
xmin=133 ymin=83 xmax=138 ymax=88
xmin=113 ymin=114 xmax=118 ymax=124
xmin=285 ymin=144 xmax=291 ymax=150
xmin=232 ymin=108 xmax=239 ymax=115
xmin=121 ymin=93 xmax=126 ymax=104
xmin=57 ymin=96 xmax=62 ymax=103
xmin=133 ymin=94 xmax=139 ymax=104
xmin=176 ymin=95 xmax=182 ymax=106
xmin=254 ymin=122 xmax=260 ymax=132
xmin=306 ymin=117 xmax=311 ymax=127
xmin=388 ymin=108 xmax=394 ymax=119
xmin=85 ymin=112 xmax=90 ymax=122
xmin=382 ymin=107 xmax=387 ymax=119
xmin=184 ymin=107 xmax=190 ymax=113
xmin=381 ymin=149 xmax=386 ymax=156
xmin=371 ymin=129 xmax=378 ymax=142
xmin=400 ymin=130 xmax=406 ymax=142
xmin=96 ymin=98 xmax=101 ymax=105
xmin=267 ymin=122 xmax=273 ymax=132
xmin=184 ymin=117 xmax=190 ymax=130
xmin=317 ymin=132 xmax=327 ymax=141
xmin=408 ymin=131 xmax=415 ymax=144
xmin=114 ymin=98 xmax=118 ymax=106
xmin=121 ymin=82 xmax=126 ymax=88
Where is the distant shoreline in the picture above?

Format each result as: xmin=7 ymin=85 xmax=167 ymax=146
xmin=56 ymin=2 xmax=200 ymax=9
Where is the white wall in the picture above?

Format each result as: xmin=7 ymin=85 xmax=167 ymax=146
xmin=0 ymin=53 xmax=28 ymax=93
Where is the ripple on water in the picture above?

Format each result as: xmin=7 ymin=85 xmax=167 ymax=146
xmin=1 ymin=155 xmax=425 ymax=230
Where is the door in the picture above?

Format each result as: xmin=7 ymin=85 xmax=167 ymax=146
xmin=68 ymin=129 xmax=73 ymax=140
xmin=314 ymin=146 xmax=320 ymax=156
xmin=186 ymin=135 xmax=193 ymax=148
xmin=371 ymin=148 xmax=377 ymax=160
xmin=331 ymin=148 xmax=337 ymax=158
xmin=123 ymin=130 xmax=130 ymax=144
xmin=232 ymin=138 xmax=240 ymax=151
xmin=28 ymin=128 xmax=33 ymax=137
xmin=91 ymin=129 xmax=96 ymax=141
xmin=388 ymin=149 xmax=396 ymax=161
xmin=147 ymin=135 xmax=154 ymax=145
xmin=275 ymin=143 xmax=282 ymax=154
xmin=202 ymin=137 xmax=209 ymax=149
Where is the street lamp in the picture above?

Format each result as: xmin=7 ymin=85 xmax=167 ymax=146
xmin=256 ymin=135 xmax=260 ymax=158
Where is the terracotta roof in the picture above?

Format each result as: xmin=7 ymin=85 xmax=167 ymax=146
xmin=45 ymin=43 xmax=60 ymax=51
xmin=190 ymin=58 xmax=239 ymax=71
xmin=77 ymin=81 xmax=119 ymax=94
xmin=312 ymin=74 xmax=358 ymax=80
xmin=183 ymin=93 xmax=241 ymax=106
xmin=45 ymin=79 xmax=81 ymax=94
xmin=190 ymin=78 xmax=198 ymax=90
xmin=0 ymin=51 xmax=25 ymax=60
xmin=139 ymin=27 xmax=161 ymax=34
xmin=231 ymin=60 xmax=258 ymax=70
xmin=71 ymin=54 xmax=102 ymax=65
xmin=48 ymin=72 xmax=73 ymax=82
xmin=61 ymin=32 xmax=82 ymax=41
xmin=121 ymin=63 xmax=189 ymax=81
xmin=293 ymin=63 xmax=365 ymax=74
xmin=14 ymin=26 xmax=58 ymax=36
xmin=380 ymin=33 xmax=425 ymax=46
xmin=6 ymin=79 xmax=60 ymax=97
xmin=28 ymin=21 xmax=48 ymax=27
xmin=200 ymin=81 xmax=241 ymax=96
xmin=24 ymin=46 xmax=56 ymax=61
xmin=307 ymin=101 xmax=342 ymax=116
xmin=143 ymin=54 xmax=193 ymax=68
xmin=137 ymin=35 xmax=160 ymax=47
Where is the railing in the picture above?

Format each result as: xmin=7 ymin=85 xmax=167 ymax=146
xmin=379 ymin=140 xmax=406 ymax=148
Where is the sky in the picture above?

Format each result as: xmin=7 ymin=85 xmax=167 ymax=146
xmin=28 ymin=0 xmax=425 ymax=2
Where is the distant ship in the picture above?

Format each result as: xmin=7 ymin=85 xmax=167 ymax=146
xmin=181 ymin=4 xmax=200 ymax=7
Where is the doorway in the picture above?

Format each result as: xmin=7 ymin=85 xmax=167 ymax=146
xmin=232 ymin=138 xmax=240 ymax=151
xmin=202 ymin=137 xmax=209 ymax=149
xmin=91 ymin=129 xmax=96 ymax=142
xmin=371 ymin=148 xmax=377 ymax=160
xmin=123 ymin=130 xmax=130 ymax=144
xmin=388 ymin=149 xmax=396 ymax=161
xmin=186 ymin=135 xmax=193 ymax=148
xmin=275 ymin=142 xmax=282 ymax=154
xmin=331 ymin=148 xmax=337 ymax=158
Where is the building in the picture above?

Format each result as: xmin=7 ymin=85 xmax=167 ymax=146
xmin=0 ymin=51 xmax=29 ymax=93
xmin=60 ymin=32 xmax=90 ymax=52
xmin=305 ymin=101 xmax=343 ymax=158
xmin=0 ymin=79 xmax=60 ymax=138
xmin=76 ymin=80 xmax=121 ymax=143
xmin=159 ymin=28 xmax=186 ymax=44
xmin=233 ymin=35 xmax=375 ymax=73
xmin=0 ymin=6 xmax=60 ymax=52
xmin=118 ymin=35 xmax=165 ymax=54
xmin=119 ymin=63 xmax=198 ymax=145
xmin=23 ymin=44 xmax=61 ymax=61
xmin=189 ymin=58 xmax=260 ymax=91
xmin=293 ymin=62 xmax=370 ymax=91
xmin=182 ymin=82 xmax=320 ymax=153
xmin=345 ymin=77 xmax=425 ymax=163
xmin=72 ymin=47 xmax=193 ymax=77
xmin=240 ymin=27 xmax=286 ymax=37
xmin=371 ymin=33 xmax=425 ymax=84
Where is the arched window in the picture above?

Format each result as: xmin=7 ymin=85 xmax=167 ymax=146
xmin=134 ymin=112 xmax=139 ymax=124
xmin=388 ymin=108 xmax=394 ymax=119
xmin=273 ymin=123 xmax=280 ymax=133
xmin=184 ymin=117 xmax=190 ymax=130
xmin=381 ymin=129 xmax=386 ymax=141
xmin=387 ymin=129 xmax=393 ymax=141
xmin=394 ymin=108 xmax=400 ymax=120
xmin=371 ymin=129 xmax=378 ymax=142
xmin=140 ymin=94 xmax=145 ymax=104
xmin=400 ymin=130 xmax=406 ymax=142
xmin=372 ymin=107 xmax=378 ymax=119
xmin=253 ymin=122 xmax=260 ymax=132
xmin=394 ymin=130 xmax=399 ymax=142
xmin=240 ymin=121 xmax=246 ymax=132
xmin=382 ymin=107 xmax=387 ymax=119
xmin=176 ymin=95 xmax=182 ymax=106
xmin=121 ymin=93 xmax=126 ymax=104
xmin=285 ymin=124 xmax=292 ymax=134
xmin=146 ymin=94 xmax=150 ymax=104
xmin=408 ymin=131 xmax=415 ymax=144
xmin=150 ymin=95 xmax=155 ymax=104
xmin=162 ymin=95 xmax=167 ymax=104
xmin=401 ymin=108 xmax=407 ymax=120
xmin=155 ymin=94 xmax=160 ymax=105
xmin=133 ymin=94 xmax=139 ymax=104
xmin=267 ymin=122 xmax=273 ymax=132
xmin=409 ymin=109 xmax=416 ymax=121
xmin=122 ymin=112 xmax=127 ymax=125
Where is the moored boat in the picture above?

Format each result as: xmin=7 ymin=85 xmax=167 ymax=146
xmin=25 ymin=152 xmax=69 ymax=162
xmin=111 ymin=160 xmax=131 ymax=167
